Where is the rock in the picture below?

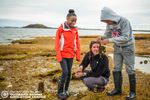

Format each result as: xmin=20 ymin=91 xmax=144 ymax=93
xmin=12 ymin=39 xmax=37 ymax=44
xmin=0 ymin=67 xmax=4 ymax=72
xmin=0 ymin=73 xmax=5 ymax=81
xmin=38 ymin=81 xmax=44 ymax=93
xmin=140 ymin=61 xmax=143 ymax=64
xmin=7 ymin=82 xmax=13 ymax=88
xmin=0 ymin=76 xmax=5 ymax=81
xmin=144 ymin=60 xmax=148 ymax=64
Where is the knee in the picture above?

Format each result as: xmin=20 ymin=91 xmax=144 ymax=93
xmin=98 ymin=77 xmax=108 ymax=86
xmin=62 ymin=71 xmax=69 ymax=78
xmin=114 ymin=67 xmax=122 ymax=72
xmin=98 ymin=81 xmax=105 ymax=86
xmin=83 ymin=78 xmax=94 ymax=88
xmin=126 ymin=65 xmax=135 ymax=75
xmin=126 ymin=69 xmax=135 ymax=75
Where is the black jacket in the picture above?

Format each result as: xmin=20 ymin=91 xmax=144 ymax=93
xmin=80 ymin=52 xmax=110 ymax=79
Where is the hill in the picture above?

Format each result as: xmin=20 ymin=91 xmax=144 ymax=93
xmin=23 ymin=24 xmax=49 ymax=28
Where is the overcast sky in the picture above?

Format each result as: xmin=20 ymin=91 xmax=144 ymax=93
xmin=0 ymin=0 xmax=150 ymax=29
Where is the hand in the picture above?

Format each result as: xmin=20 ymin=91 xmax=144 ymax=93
xmin=75 ymin=72 xmax=83 ymax=78
xmin=76 ymin=66 xmax=83 ymax=73
xmin=56 ymin=55 xmax=62 ymax=62
xmin=96 ymin=36 xmax=102 ymax=42
xmin=101 ymin=39 xmax=109 ymax=45
xmin=76 ymin=58 xmax=80 ymax=62
xmin=76 ymin=53 xmax=80 ymax=62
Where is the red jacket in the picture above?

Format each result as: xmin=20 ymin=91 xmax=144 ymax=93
xmin=55 ymin=22 xmax=80 ymax=62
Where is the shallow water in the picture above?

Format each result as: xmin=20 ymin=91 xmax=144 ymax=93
xmin=108 ymin=54 xmax=150 ymax=74
xmin=0 ymin=28 xmax=150 ymax=44
xmin=0 ymin=28 xmax=104 ymax=44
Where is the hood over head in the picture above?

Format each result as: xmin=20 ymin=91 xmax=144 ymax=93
xmin=101 ymin=7 xmax=121 ymax=23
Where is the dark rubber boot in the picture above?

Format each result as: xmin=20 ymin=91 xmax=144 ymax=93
xmin=126 ymin=74 xmax=136 ymax=100
xmin=107 ymin=71 xmax=122 ymax=96
xmin=64 ymin=76 xmax=71 ymax=96
xmin=57 ymin=77 xmax=67 ymax=100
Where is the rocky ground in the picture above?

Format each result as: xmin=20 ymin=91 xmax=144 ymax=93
xmin=0 ymin=34 xmax=150 ymax=100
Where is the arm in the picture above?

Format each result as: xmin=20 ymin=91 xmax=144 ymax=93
xmin=55 ymin=26 xmax=63 ymax=62
xmin=102 ymin=25 xmax=112 ymax=39
xmin=75 ymin=53 xmax=90 ymax=78
xmin=79 ymin=53 xmax=90 ymax=71
xmin=98 ymin=25 xmax=111 ymax=43
xmin=101 ymin=55 xmax=110 ymax=78
xmin=76 ymin=30 xmax=81 ymax=61
xmin=109 ymin=21 xmax=132 ymax=44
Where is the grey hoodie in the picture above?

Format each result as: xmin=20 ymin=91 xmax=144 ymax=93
xmin=101 ymin=7 xmax=134 ymax=46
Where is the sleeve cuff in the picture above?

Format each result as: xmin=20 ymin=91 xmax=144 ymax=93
xmin=102 ymin=35 xmax=106 ymax=39
xmin=83 ymin=72 xmax=87 ymax=77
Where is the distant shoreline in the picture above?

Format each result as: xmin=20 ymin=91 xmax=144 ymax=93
xmin=0 ymin=27 xmax=150 ymax=45
xmin=0 ymin=33 xmax=150 ymax=45
xmin=0 ymin=27 xmax=150 ymax=32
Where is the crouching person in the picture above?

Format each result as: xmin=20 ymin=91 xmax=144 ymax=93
xmin=75 ymin=41 xmax=110 ymax=92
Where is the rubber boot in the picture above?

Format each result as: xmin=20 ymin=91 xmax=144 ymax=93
xmin=126 ymin=74 xmax=136 ymax=100
xmin=57 ymin=77 xmax=67 ymax=100
xmin=64 ymin=76 xmax=71 ymax=96
xmin=107 ymin=71 xmax=122 ymax=96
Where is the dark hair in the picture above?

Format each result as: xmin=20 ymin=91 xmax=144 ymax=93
xmin=89 ymin=41 xmax=106 ymax=59
xmin=89 ymin=41 xmax=101 ymax=53
xmin=67 ymin=9 xmax=76 ymax=18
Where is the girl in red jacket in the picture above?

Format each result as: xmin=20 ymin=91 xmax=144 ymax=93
xmin=55 ymin=9 xmax=80 ymax=99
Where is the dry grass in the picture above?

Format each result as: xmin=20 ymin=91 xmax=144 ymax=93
xmin=1 ymin=34 xmax=149 ymax=57
xmin=134 ymin=34 xmax=150 ymax=40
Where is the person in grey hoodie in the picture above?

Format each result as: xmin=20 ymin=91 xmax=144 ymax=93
xmin=98 ymin=7 xmax=136 ymax=100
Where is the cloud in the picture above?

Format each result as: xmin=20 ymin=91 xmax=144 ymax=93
xmin=0 ymin=0 xmax=149 ymax=29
